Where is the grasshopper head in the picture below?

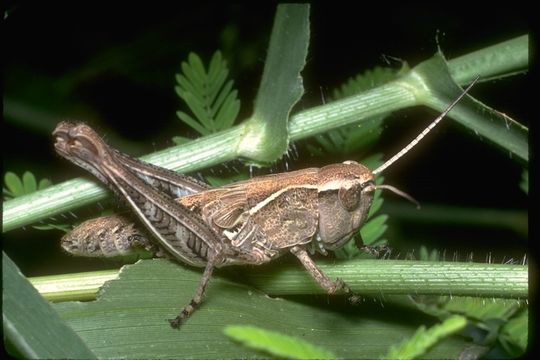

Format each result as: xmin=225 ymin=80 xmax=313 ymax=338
xmin=316 ymin=161 xmax=375 ymax=251
xmin=53 ymin=121 xmax=116 ymax=185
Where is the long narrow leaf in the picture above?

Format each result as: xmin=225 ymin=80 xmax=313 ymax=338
xmin=188 ymin=53 xmax=208 ymax=84
xmin=208 ymin=66 xmax=229 ymax=105
xmin=386 ymin=315 xmax=468 ymax=359
xmin=182 ymin=92 xmax=214 ymax=131
xmin=51 ymin=259 xmax=471 ymax=359
xmin=207 ymin=51 xmax=223 ymax=84
xmin=3 ymin=252 xmax=96 ymax=359
xmin=182 ymin=58 xmax=205 ymax=96
xmin=237 ymin=4 xmax=310 ymax=163
xmin=210 ymin=80 xmax=233 ymax=118
xmin=176 ymin=111 xmax=209 ymax=136
xmin=215 ymin=91 xmax=240 ymax=129
xmin=224 ymin=325 xmax=336 ymax=359
xmin=175 ymin=51 xmax=240 ymax=136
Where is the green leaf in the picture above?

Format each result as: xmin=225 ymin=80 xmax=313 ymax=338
xmin=175 ymin=74 xmax=196 ymax=99
xmin=183 ymin=91 xmax=213 ymax=131
xmin=3 ymin=252 xmax=96 ymax=359
xmin=22 ymin=171 xmax=37 ymax=193
xmin=4 ymin=171 xmax=52 ymax=198
xmin=500 ymin=307 xmax=528 ymax=356
xmin=171 ymin=135 xmax=192 ymax=146
xmin=224 ymin=325 xmax=336 ymax=360
xmin=32 ymin=223 xmax=72 ymax=232
xmin=419 ymin=246 xmax=441 ymax=262
xmin=176 ymin=110 xmax=210 ymax=136
xmin=38 ymin=178 xmax=52 ymax=190
xmin=367 ymin=175 xmax=385 ymax=219
xmin=207 ymin=51 xmax=223 ymax=84
xmin=333 ymin=65 xmax=410 ymax=100
xmin=182 ymin=57 xmax=205 ymax=96
xmin=215 ymin=90 xmax=240 ymax=130
xmin=205 ymin=172 xmax=250 ymax=187
xmin=187 ymin=53 xmax=207 ymax=83
xmin=360 ymin=214 xmax=389 ymax=246
xmin=386 ymin=315 xmax=468 ymax=360
xmin=51 ymin=259 xmax=471 ymax=359
xmin=207 ymin=66 xmax=228 ymax=105
xmin=211 ymin=80 xmax=233 ymax=118
xmin=237 ymin=4 xmax=310 ymax=163
xmin=4 ymin=171 xmax=24 ymax=198
xmin=175 ymin=51 xmax=240 ymax=136
xmin=442 ymin=297 xmax=522 ymax=322
xmin=411 ymin=294 xmax=528 ymax=356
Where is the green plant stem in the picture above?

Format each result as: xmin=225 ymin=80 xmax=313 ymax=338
xmin=29 ymin=259 xmax=527 ymax=302
xmin=448 ymin=34 xmax=528 ymax=84
xmin=29 ymin=270 xmax=119 ymax=302
xmin=2 ymin=35 xmax=528 ymax=232
xmin=245 ymin=260 xmax=527 ymax=298
xmin=289 ymin=83 xmax=414 ymax=140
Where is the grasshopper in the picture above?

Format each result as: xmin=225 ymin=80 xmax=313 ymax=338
xmin=54 ymin=78 xmax=477 ymax=328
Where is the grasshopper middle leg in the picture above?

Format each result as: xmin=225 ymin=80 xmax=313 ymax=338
xmin=290 ymin=246 xmax=360 ymax=303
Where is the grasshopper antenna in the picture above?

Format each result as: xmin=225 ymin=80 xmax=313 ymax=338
xmin=373 ymin=76 xmax=480 ymax=175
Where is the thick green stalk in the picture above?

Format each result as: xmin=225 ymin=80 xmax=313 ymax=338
xmin=244 ymin=260 xmax=528 ymax=298
xmin=30 ymin=259 xmax=527 ymax=302
xmin=448 ymin=34 xmax=528 ymax=84
xmin=289 ymin=83 xmax=414 ymax=140
xmin=29 ymin=270 xmax=119 ymax=302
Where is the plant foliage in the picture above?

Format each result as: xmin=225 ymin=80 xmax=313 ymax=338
xmin=3 ymin=171 xmax=70 ymax=232
xmin=309 ymin=65 xmax=408 ymax=157
xmin=386 ymin=315 xmax=467 ymax=359
xmin=224 ymin=325 xmax=336 ymax=359
xmin=173 ymin=51 xmax=240 ymax=144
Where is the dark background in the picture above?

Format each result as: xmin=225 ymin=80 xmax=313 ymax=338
xmin=4 ymin=3 xmax=529 ymax=276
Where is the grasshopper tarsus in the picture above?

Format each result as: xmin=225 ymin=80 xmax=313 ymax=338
xmin=169 ymin=300 xmax=196 ymax=329
xmin=361 ymin=244 xmax=392 ymax=259
xmin=347 ymin=293 xmax=363 ymax=305
xmin=333 ymin=277 xmax=361 ymax=304
xmin=169 ymin=319 xmax=182 ymax=329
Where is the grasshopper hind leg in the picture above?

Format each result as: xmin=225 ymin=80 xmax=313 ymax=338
xmin=169 ymin=254 xmax=222 ymax=329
